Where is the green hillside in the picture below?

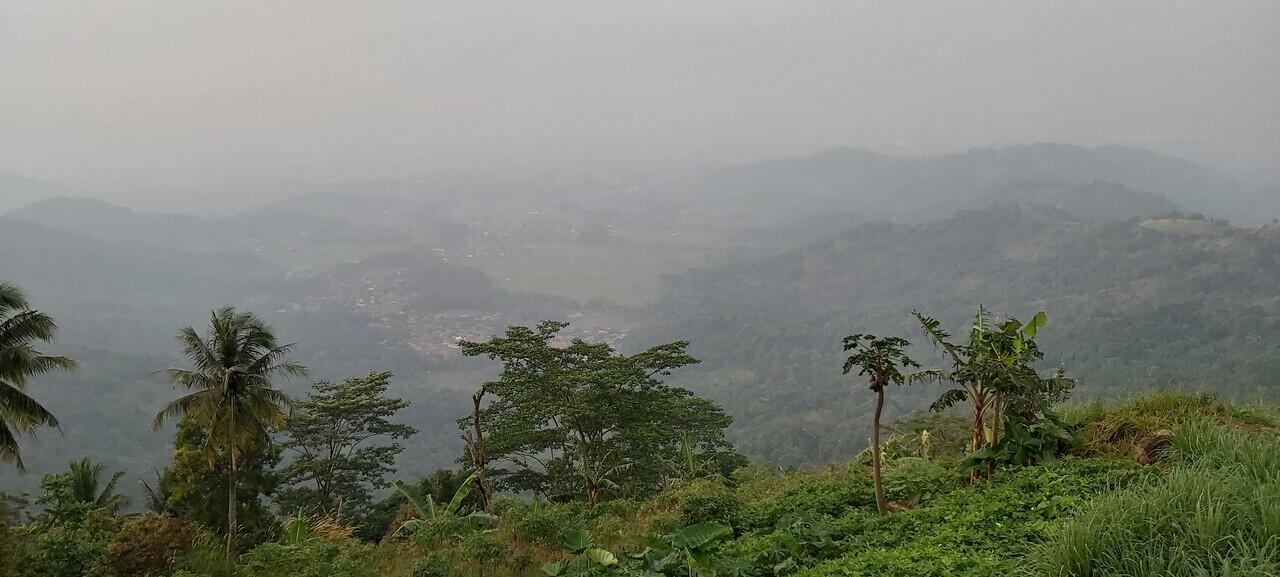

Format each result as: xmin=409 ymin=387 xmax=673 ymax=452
xmin=6 ymin=393 xmax=1274 ymax=577
xmin=643 ymin=206 xmax=1280 ymax=464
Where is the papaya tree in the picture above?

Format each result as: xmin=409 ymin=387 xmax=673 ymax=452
xmin=842 ymin=333 xmax=918 ymax=515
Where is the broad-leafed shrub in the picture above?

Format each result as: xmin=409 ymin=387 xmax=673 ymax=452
xmin=676 ymin=480 xmax=741 ymax=527
xmin=106 ymin=513 xmax=200 ymax=577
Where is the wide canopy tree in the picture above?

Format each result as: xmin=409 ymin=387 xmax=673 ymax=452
xmin=459 ymin=321 xmax=740 ymax=502
xmin=153 ymin=307 xmax=306 ymax=555
xmin=0 ymin=282 xmax=76 ymax=470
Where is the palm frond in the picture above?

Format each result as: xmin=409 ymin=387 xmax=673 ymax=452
xmin=152 ymin=389 xmax=217 ymax=430
xmin=97 ymin=470 xmax=131 ymax=512
xmin=158 ymin=368 xmax=218 ymax=391
xmin=905 ymin=369 xmax=951 ymax=387
xmin=930 ymin=387 xmax=970 ymax=412
xmin=0 ymin=379 xmax=59 ymax=429
xmin=0 ymin=309 xmax=60 ymax=346
xmin=139 ymin=471 xmax=170 ymax=513
xmin=0 ymin=419 xmax=27 ymax=471
xmin=177 ymin=326 xmax=220 ymax=374
xmin=0 ymin=283 xmax=28 ymax=314
xmin=912 ymin=310 xmax=963 ymax=364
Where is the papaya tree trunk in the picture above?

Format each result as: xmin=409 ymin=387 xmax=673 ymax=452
xmin=872 ymin=382 xmax=887 ymax=516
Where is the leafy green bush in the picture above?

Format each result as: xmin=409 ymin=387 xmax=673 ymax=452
xmin=408 ymin=553 xmax=453 ymax=577
xmin=406 ymin=515 xmax=467 ymax=548
xmin=106 ymin=513 xmax=200 ymax=577
xmin=237 ymin=540 xmax=377 ymax=577
xmin=458 ymin=531 xmax=507 ymax=564
xmin=738 ymin=475 xmax=875 ymax=529
xmin=17 ymin=507 xmax=120 ymax=577
xmin=542 ymin=524 xmax=736 ymax=577
xmin=0 ymin=521 xmax=27 ymax=576
xmin=506 ymin=503 xmax=580 ymax=548
xmin=170 ymin=542 xmax=234 ymax=577
xmin=676 ymin=480 xmax=741 ymax=527
xmin=879 ymin=458 xmax=965 ymax=506
xmin=796 ymin=459 xmax=1142 ymax=577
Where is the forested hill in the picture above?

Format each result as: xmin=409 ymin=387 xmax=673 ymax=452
xmin=641 ymin=205 xmax=1280 ymax=464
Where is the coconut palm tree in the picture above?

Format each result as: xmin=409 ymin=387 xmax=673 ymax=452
xmin=153 ymin=307 xmax=305 ymax=556
xmin=0 ymin=282 xmax=76 ymax=470
xmin=67 ymin=457 xmax=131 ymax=513
xmin=138 ymin=470 xmax=172 ymax=514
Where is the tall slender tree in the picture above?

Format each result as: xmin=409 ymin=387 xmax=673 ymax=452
xmin=153 ymin=307 xmax=305 ymax=557
xmin=0 ymin=282 xmax=76 ymax=470
xmin=842 ymin=334 xmax=918 ymax=516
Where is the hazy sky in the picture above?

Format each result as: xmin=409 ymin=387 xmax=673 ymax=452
xmin=3 ymin=1 xmax=1278 ymax=208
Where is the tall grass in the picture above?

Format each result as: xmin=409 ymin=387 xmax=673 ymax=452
xmin=1062 ymin=391 xmax=1276 ymax=457
xmin=1030 ymin=420 xmax=1280 ymax=577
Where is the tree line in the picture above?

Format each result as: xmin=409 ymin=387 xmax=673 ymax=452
xmin=0 ymin=281 xmax=743 ymax=569
xmin=0 ymin=277 xmax=1086 ymax=577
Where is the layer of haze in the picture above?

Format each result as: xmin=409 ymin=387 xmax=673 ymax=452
xmin=3 ymin=1 xmax=1279 ymax=212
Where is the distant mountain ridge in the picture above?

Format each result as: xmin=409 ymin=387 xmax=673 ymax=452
xmin=655 ymin=143 xmax=1269 ymax=229
xmin=0 ymin=173 xmax=69 ymax=213
xmin=6 ymin=196 xmax=215 ymax=249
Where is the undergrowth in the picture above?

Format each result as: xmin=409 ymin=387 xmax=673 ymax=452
xmin=1064 ymin=391 xmax=1276 ymax=457
xmin=159 ymin=394 xmax=1279 ymax=577
xmin=1031 ymin=419 xmax=1280 ymax=577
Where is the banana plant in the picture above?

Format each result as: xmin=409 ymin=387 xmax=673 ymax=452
xmin=658 ymin=433 xmax=724 ymax=488
xmin=577 ymin=450 xmax=631 ymax=506
xmin=392 ymin=469 xmax=497 ymax=537
xmin=912 ymin=307 xmax=1072 ymax=481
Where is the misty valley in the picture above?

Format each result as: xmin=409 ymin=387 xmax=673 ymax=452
xmin=3 ymin=143 xmax=1280 ymax=576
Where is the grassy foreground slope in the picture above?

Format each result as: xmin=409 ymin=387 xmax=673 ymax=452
xmin=113 ymin=393 xmax=1273 ymax=577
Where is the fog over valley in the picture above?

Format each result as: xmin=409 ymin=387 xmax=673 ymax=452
xmin=1 ymin=4 xmax=1280 ymax=575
